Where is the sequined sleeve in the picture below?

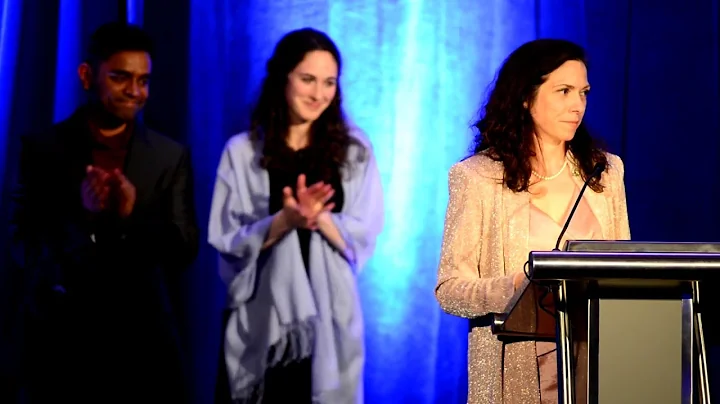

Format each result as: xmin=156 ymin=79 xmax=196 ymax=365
xmin=608 ymin=154 xmax=631 ymax=240
xmin=434 ymin=162 xmax=515 ymax=319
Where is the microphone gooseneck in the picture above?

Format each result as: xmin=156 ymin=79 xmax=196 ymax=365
xmin=553 ymin=162 xmax=606 ymax=251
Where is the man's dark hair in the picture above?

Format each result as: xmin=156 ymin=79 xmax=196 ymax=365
xmin=86 ymin=22 xmax=154 ymax=66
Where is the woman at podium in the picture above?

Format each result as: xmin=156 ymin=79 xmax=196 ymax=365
xmin=434 ymin=39 xmax=631 ymax=404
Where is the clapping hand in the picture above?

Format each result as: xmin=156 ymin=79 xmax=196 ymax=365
xmin=109 ymin=168 xmax=137 ymax=218
xmin=81 ymin=165 xmax=137 ymax=218
xmin=81 ymin=166 xmax=112 ymax=213
xmin=282 ymin=174 xmax=335 ymax=230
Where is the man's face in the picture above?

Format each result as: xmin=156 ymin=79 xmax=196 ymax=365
xmin=80 ymin=51 xmax=152 ymax=121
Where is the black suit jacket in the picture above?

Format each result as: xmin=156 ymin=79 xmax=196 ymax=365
xmin=9 ymin=107 xmax=198 ymax=403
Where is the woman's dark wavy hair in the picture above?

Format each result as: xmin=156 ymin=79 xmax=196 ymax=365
xmin=472 ymin=38 xmax=607 ymax=193
xmin=249 ymin=27 xmax=359 ymax=181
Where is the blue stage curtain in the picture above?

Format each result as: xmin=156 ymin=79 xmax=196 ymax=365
xmin=150 ymin=0 xmax=720 ymax=402
xmin=2 ymin=0 xmax=720 ymax=402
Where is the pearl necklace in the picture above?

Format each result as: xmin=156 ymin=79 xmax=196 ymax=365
xmin=532 ymin=158 xmax=568 ymax=181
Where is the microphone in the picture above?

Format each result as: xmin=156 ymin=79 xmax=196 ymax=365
xmin=553 ymin=162 xmax=606 ymax=251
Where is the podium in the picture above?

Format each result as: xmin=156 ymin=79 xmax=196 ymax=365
xmin=491 ymin=241 xmax=720 ymax=404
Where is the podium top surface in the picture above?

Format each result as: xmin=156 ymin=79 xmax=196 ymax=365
xmin=564 ymin=240 xmax=720 ymax=253
xmin=528 ymin=241 xmax=720 ymax=282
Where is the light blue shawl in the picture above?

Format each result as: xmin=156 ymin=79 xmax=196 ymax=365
xmin=208 ymin=129 xmax=384 ymax=403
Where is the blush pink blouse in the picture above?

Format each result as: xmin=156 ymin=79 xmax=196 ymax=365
xmin=526 ymin=187 xmax=602 ymax=404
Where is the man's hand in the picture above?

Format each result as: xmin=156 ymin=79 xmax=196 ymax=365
xmin=81 ymin=165 xmax=111 ymax=213
xmin=110 ymin=169 xmax=137 ymax=219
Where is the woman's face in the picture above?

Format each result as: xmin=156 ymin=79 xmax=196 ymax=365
xmin=285 ymin=50 xmax=338 ymax=124
xmin=529 ymin=60 xmax=590 ymax=146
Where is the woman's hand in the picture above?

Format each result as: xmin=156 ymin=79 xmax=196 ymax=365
xmin=512 ymin=271 xmax=526 ymax=290
xmin=282 ymin=174 xmax=335 ymax=230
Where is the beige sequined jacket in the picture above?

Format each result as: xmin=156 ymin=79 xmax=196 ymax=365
xmin=434 ymin=152 xmax=631 ymax=404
